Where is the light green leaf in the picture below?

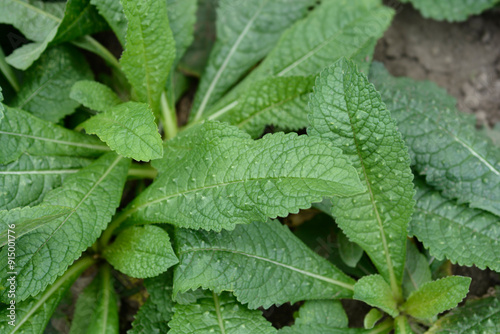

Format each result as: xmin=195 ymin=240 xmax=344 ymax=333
xmin=69 ymin=264 xmax=119 ymax=334
xmin=167 ymin=0 xmax=197 ymax=65
xmin=427 ymin=291 xmax=500 ymax=333
xmin=0 ymin=153 xmax=129 ymax=302
xmin=190 ymin=0 xmax=314 ymax=121
xmin=11 ymin=45 xmax=93 ymax=122
xmin=70 ymin=80 xmax=122 ymax=113
xmin=369 ymin=63 xmax=500 ymax=217
xmin=90 ymin=0 xmax=127 ymax=46
xmin=0 ymin=154 xmax=92 ymax=210
xmin=0 ymin=106 xmax=109 ymax=164
xmin=0 ymin=205 xmax=72 ymax=247
xmin=120 ymin=0 xmax=175 ymax=112
xmin=409 ymin=177 xmax=500 ymax=272
xmin=308 ymin=58 xmax=415 ymax=301
xmin=403 ymin=241 xmax=432 ymax=299
xmin=0 ymin=46 xmax=20 ymax=92
xmin=401 ymin=276 xmax=471 ymax=320
xmin=353 ymin=275 xmax=399 ymax=317
xmin=364 ymin=309 xmax=383 ymax=330
xmin=205 ymin=0 xmax=394 ymax=122
xmin=338 ymin=231 xmax=364 ymax=268
xmin=0 ymin=257 xmax=95 ymax=334
xmin=169 ymin=291 xmax=276 ymax=334
xmin=81 ymin=101 xmax=163 ymax=161
xmin=399 ymin=0 xmax=499 ymax=22
xmin=174 ymin=220 xmax=355 ymax=309
xmin=119 ymin=121 xmax=363 ymax=231
xmin=104 ymin=225 xmax=178 ymax=278
xmin=394 ymin=315 xmax=414 ymax=334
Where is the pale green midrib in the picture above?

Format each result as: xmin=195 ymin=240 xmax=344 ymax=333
xmin=0 ymin=130 xmax=110 ymax=151
xmin=395 ymin=316 xmax=407 ymax=334
xmin=10 ymin=257 xmax=94 ymax=333
xmin=179 ymin=247 xmax=354 ymax=290
xmin=0 ymin=169 xmax=79 ymax=175
xmin=14 ymin=0 xmax=62 ymax=23
xmin=213 ymin=292 xmax=226 ymax=334
xmin=193 ymin=0 xmax=269 ymax=122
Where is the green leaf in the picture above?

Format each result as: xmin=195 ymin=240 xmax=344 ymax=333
xmin=167 ymin=0 xmax=197 ymax=65
xmin=0 ymin=154 xmax=92 ymax=210
xmin=308 ymin=58 xmax=415 ymax=301
xmin=168 ymin=291 xmax=276 ymax=334
xmin=0 ymin=153 xmax=129 ymax=302
xmin=120 ymin=0 xmax=175 ymax=112
xmin=338 ymin=231 xmax=363 ymax=268
xmin=190 ymin=0 xmax=314 ymax=121
xmin=0 ymin=46 xmax=20 ymax=92
xmin=401 ymin=276 xmax=471 ymax=320
xmin=90 ymin=0 xmax=127 ymax=46
xmin=427 ymin=291 xmax=500 ymax=333
xmin=0 ymin=106 xmax=109 ymax=164
xmin=364 ymin=309 xmax=383 ymax=330
xmin=174 ymin=220 xmax=355 ymax=309
xmin=11 ymin=45 xmax=93 ymax=122
xmin=403 ymin=241 xmax=432 ymax=299
xmin=399 ymin=0 xmax=499 ymax=22
xmin=353 ymin=275 xmax=399 ymax=317
xmin=0 ymin=205 xmax=72 ymax=247
xmin=70 ymin=80 xmax=122 ymax=113
xmin=369 ymin=63 xmax=500 ymax=217
xmin=103 ymin=225 xmax=178 ymax=278
xmin=205 ymin=0 xmax=394 ymax=123
xmin=69 ymin=264 xmax=119 ymax=334
xmin=394 ymin=315 xmax=414 ymax=334
xmin=409 ymin=177 xmax=500 ymax=272
xmin=120 ymin=121 xmax=363 ymax=231
xmin=81 ymin=101 xmax=163 ymax=161
xmin=0 ymin=257 xmax=95 ymax=334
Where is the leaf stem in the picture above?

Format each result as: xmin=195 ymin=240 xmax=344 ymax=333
xmin=160 ymin=90 xmax=178 ymax=140
xmin=368 ymin=318 xmax=393 ymax=334
xmin=99 ymin=209 xmax=132 ymax=248
xmin=0 ymin=46 xmax=20 ymax=92
xmin=128 ymin=163 xmax=158 ymax=179
xmin=71 ymin=36 xmax=121 ymax=71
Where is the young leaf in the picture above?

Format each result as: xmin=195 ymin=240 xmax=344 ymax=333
xmin=0 ymin=154 xmax=92 ymax=210
xmin=119 ymin=122 xmax=363 ymax=231
xmin=0 ymin=257 xmax=95 ymax=334
xmin=427 ymin=291 xmax=500 ymax=333
xmin=338 ymin=232 xmax=364 ymax=268
xmin=70 ymin=80 xmax=122 ymax=113
xmin=90 ymin=0 xmax=127 ymax=46
xmin=308 ymin=58 xmax=415 ymax=301
xmin=369 ymin=63 xmax=500 ymax=217
xmin=403 ymin=241 xmax=432 ymax=299
xmin=0 ymin=153 xmax=129 ymax=302
xmin=120 ymin=0 xmax=175 ymax=112
xmin=0 ymin=106 xmax=109 ymax=164
xmin=11 ymin=45 xmax=93 ymax=122
xmin=168 ymin=291 xmax=276 ymax=334
xmin=399 ymin=0 xmax=498 ymax=22
xmin=410 ymin=178 xmax=500 ymax=272
xmin=401 ymin=276 xmax=471 ymax=320
xmin=364 ymin=309 xmax=383 ymax=330
xmin=81 ymin=102 xmax=163 ymax=161
xmin=69 ymin=264 xmax=119 ymax=334
xmin=174 ymin=220 xmax=356 ymax=309
xmin=103 ymin=225 xmax=178 ymax=278
xmin=353 ymin=275 xmax=399 ymax=317
xmin=0 ymin=205 xmax=72 ymax=247
xmin=190 ymin=0 xmax=314 ymax=121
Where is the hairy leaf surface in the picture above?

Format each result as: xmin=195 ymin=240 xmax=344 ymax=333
xmin=410 ymin=178 xmax=500 ymax=272
xmin=354 ymin=275 xmax=399 ymax=317
xmin=168 ymin=291 xmax=276 ymax=334
xmin=120 ymin=122 xmax=363 ymax=231
xmin=90 ymin=0 xmax=127 ymax=46
xmin=0 ymin=153 xmax=129 ymax=302
xmin=0 ymin=106 xmax=109 ymax=164
xmin=279 ymin=300 xmax=348 ymax=333
xmin=167 ymin=0 xmax=197 ymax=65
xmin=174 ymin=220 xmax=356 ymax=309
xmin=308 ymin=58 xmax=415 ymax=300
xmin=70 ymin=80 xmax=122 ymax=113
xmin=370 ymin=63 xmax=500 ymax=216
xmin=399 ymin=0 xmax=498 ymax=22
xmin=81 ymin=102 xmax=163 ymax=161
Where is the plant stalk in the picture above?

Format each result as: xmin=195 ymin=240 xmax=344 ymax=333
xmin=160 ymin=90 xmax=178 ymax=140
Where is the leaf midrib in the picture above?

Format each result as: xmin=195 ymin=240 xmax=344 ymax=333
xmin=213 ymin=292 xmax=226 ymax=334
xmin=13 ymin=0 xmax=62 ymax=24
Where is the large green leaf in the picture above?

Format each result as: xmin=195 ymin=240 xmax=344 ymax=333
xmin=190 ymin=0 xmax=314 ymax=121
xmin=70 ymin=80 xmax=122 ymax=113
xmin=0 ymin=154 xmax=92 ymax=210
xmin=0 ymin=257 xmax=95 ymax=334
xmin=174 ymin=220 xmax=356 ymax=309
xmin=120 ymin=0 xmax=175 ymax=112
xmin=308 ymin=58 xmax=415 ymax=301
xmin=81 ymin=102 xmax=163 ymax=161
xmin=399 ymin=0 xmax=499 ymax=22
xmin=168 ymin=291 xmax=276 ymax=334
xmin=369 ymin=63 xmax=500 ymax=217
xmin=410 ymin=178 xmax=500 ymax=272
xmin=11 ymin=45 xmax=93 ymax=122
xmin=0 ymin=106 xmax=109 ymax=164
xmin=118 ymin=121 xmax=363 ymax=231
xmin=103 ymin=225 xmax=178 ymax=278
xmin=0 ymin=153 xmax=129 ymax=302
xmin=167 ymin=0 xmax=197 ymax=65
xmin=90 ymin=0 xmax=127 ymax=46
